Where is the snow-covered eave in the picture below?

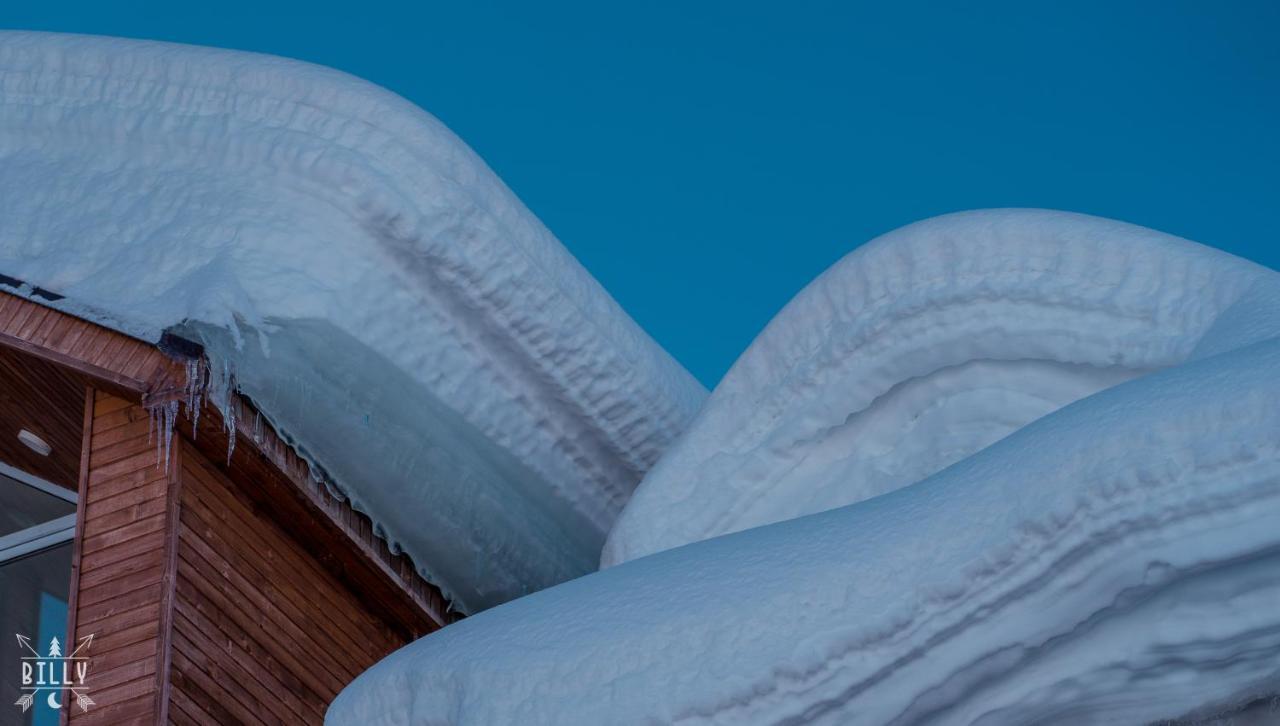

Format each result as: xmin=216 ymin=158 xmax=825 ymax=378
xmin=0 ymin=31 xmax=708 ymax=611
xmin=0 ymin=277 xmax=190 ymax=400
xmin=0 ymin=281 xmax=459 ymax=627
xmin=172 ymin=372 xmax=463 ymax=631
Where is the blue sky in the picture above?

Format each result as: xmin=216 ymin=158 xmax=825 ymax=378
xmin=4 ymin=2 xmax=1277 ymax=386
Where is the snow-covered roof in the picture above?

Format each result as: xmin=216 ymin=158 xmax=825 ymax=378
xmin=0 ymin=31 xmax=706 ymax=612
xmin=329 ymin=211 xmax=1280 ymax=724
xmin=604 ymin=209 xmax=1280 ymax=566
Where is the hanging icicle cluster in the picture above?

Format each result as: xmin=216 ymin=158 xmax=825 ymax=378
xmin=145 ymin=353 xmax=240 ymax=470
xmin=146 ymin=399 xmax=179 ymax=473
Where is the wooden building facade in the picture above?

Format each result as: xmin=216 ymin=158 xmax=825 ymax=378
xmin=0 ymin=291 xmax=456 ymax=725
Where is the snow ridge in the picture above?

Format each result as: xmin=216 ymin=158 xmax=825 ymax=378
xmin=328 ymin=211 xmax=1280 ymax=725
xmin=0 ymin=31 xmax=706 ymax=611
xmin=329 ymin=335 xmax=1280 ymax=726
xmin=603 ymin=209 xmax=1280 ymax=566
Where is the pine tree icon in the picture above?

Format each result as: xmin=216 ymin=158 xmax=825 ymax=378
xmin=47 ymin=636 xmax=61 ymax=658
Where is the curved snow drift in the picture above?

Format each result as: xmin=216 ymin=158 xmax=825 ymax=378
xmin=603 ymin=209 xmax=1280 ymax=566
xmin=0 ymin=31 xmax=706 ymax=612
xmin=329 ymin=335 xmax=1280 ymax=725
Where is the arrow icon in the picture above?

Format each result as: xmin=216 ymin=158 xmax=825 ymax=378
xmin=68 ymin=634 xmax=93 ymax=658
xmin=14 ymin=635 xmax=39 ymax=657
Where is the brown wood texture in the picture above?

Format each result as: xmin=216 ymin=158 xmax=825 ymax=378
xmin=0 ymin=292 xmax=186 ymax=400
xmin=0 ymin=289 xmax=460 ymax=723
xmin=66 ymin=391 xmax=173 ymax=726
xmin=62 ymin=400 xmax=423 ymax=725
xmin=154 ymin=432 xmax=184 ymax=724
xmin=176 ymin=393 xmax=456 ymax=635
xmin=0 ymin=344 xmax=87 ymax=489
xmin=61 ymin=386 xmax=95 ymax=726
xmin=170 ymin=438 xmax=407 ymax=724
xmin=0 ymin=290 xmax=454 ymax=632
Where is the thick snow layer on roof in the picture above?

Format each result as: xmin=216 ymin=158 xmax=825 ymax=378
xmin=0 ymin=31 xmax=706 ymax=612
xmin=603 ymin=209 xmax=1280 ymax=566
xmin=328 ymin=333 xmax=1280 ymax=725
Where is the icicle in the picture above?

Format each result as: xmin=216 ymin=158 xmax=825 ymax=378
xmin=223 ymin=359 xmax=237 ymax=465
xmin=182 ymin=358 xmax=205 ymax=441
xmin=190 ymin=389 xmax=202 ymax=438
xmin=201 ymin=357 xmax=239 ymax=466
xmin=148 ymin=404 xmax=161 ymax=466
xmin=184 ymin=359 xmax=195 ymax=405
xmin=184 ymin=359 xmax=197 ymax=412
xmin=162 ymin=399 xmax=178 ymax=473
xmin=225 ymin=399 xmax=237 ymax=465
xmin=144 ymin=398 xmax=179 ymax=471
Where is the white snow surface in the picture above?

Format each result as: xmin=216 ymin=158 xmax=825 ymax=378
xmin=329 ymin=326 xmax=1280 ymax=726
xmin=0 ymin=31 xmax=706 ymax=612
xmin=329 ymin=211 xmax=1280 ymax=725
xmin=603 ymin=209 xmax=1280 ymax=566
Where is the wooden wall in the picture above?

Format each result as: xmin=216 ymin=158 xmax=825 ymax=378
xmin=168 ymin=437 xmax=404 ymax=724
xmin=0 ymin=345 xmax=86 ymax=489
xmin=67 ymin=391 xmax=179 ymax=724
xmin=68 ymin=391 xmax=414 ymax=725
xmin=0 ymin=292 xmax=450 ymax=724
xmin=0 ymin=292 xmax=187 ymax=399
xmin=181 ymin=393 xmax=455 ymax=635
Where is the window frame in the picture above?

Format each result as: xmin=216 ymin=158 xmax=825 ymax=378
xmin=0 ymin=461 xmax=76 ymax=565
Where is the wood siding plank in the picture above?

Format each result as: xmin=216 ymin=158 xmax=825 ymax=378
xmin=167 ymin=438 xmax=412 ymax=723
xmin=67 ymin=394 xmax=167 ymax=725
xmin=0 ymin=294 xmax=448 ymax=725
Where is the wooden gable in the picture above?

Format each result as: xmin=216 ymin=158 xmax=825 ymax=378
xmin=0 ymin=291 xmax=456 ymax=725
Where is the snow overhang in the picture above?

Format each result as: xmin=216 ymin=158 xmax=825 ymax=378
xmin=0 ymin=31 xmax=707 ymax=612
xmin=0 ymin=286 xmax=454 ymax=630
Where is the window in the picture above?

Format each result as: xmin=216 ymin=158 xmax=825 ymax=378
xmin=0 ymin=462 xmax=76 ymax=726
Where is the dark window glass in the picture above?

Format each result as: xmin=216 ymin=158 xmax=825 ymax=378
xmin=0 ymin=543 xmax=72 ymax=726
xmin=0 ymin=475 xmax=74 ymax=538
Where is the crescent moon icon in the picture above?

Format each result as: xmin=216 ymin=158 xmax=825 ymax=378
xmin=47 ymin=691 xmax=62 ymax=710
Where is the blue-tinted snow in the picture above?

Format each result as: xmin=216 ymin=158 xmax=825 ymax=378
xmin=606 ymin=209 xmax=1280 ymax=566
xmin=0 ymin=31 xmax=706 ymax=612
xmin=331 ymin=212 xmax=1280 ymax=724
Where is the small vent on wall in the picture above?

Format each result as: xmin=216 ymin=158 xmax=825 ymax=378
xmin=18 ymin=429 xmax=51 ymax=457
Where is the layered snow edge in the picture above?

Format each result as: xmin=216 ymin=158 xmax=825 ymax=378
xmin=329 ymin=211 xmax=1280 ymax=724
xmin=330 ymin=338 xmax=1280 ymax=725
xmin=0 ymin=31 xmax=706 ymax=612
xmin=604 ymin=209 xmax=1280 ymax=566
